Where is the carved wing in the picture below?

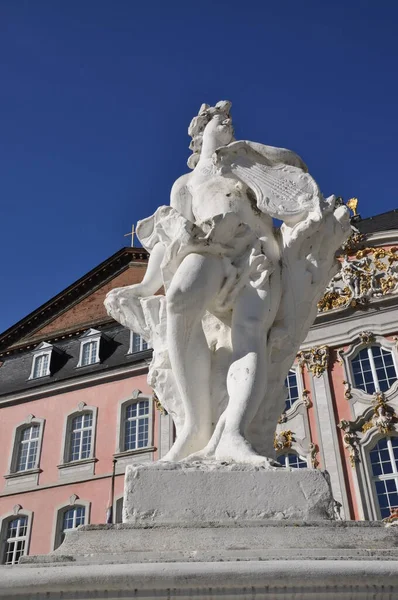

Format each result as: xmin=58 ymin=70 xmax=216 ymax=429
xmin=213 ymin=141 xmax=321 ymax=223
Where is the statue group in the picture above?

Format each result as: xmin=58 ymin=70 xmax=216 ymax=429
xmin=105 ymin=101 xmax=350 ymax=466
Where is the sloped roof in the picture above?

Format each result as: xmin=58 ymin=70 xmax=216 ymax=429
xmin=0 ymin=247 xmax=148 ymax=353
xmin=356 ymin=209 xmax=398 ymax=234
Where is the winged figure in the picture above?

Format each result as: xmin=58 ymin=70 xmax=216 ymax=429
xmin=105 ymin=101 xmax=351 ymax=465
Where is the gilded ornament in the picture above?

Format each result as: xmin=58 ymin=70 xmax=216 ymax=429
xmin=338 ymin=420 xmax=360 ymax=467
xmin=343 ymin=380 xmax=352 ymax=400
xmin=361 ymin=393 xmax=396 ymax=435
xmin=278 ymin=412 xmax=287 ymax=424
xmin=358 ymin=331 xmax=375 ymax=345
xmin=153 ymin=392 xmax=167 ymax=415
xmin=297 ymin=345 xmax=329 ymax=377
xmin=309 ymin=442 xmax=319 ymax=469
xmin=274 ymin=430 xmax=294 ymax=451
xmin=318 ymin=245 xmax=398 ymax=313
xmin=302 ymin=389 xmax=311 ymax=407
xmin=346 ymin=197 xmax=358 ymax=216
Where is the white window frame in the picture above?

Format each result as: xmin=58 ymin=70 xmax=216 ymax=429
xmin=28 ymin=342 xmax=53 ymax=380
xmin=128 ymin=331 xmax=150 ymax=354
xmin=68 ymin=412 xmax=94 ymax=462
xmin=77 ymin=329 xmax=102 ymax=367
xmin=114 ymin=390 xmax=154 ymax=473
xmin=351 ymin=346 xmax=397 ymax=394
xmin=5 ymin=416 xmax=45 ymax=490
xmin=364 ymin=434 xmax=398 ymax=520
xmin=58 ymin=403 xmax=98 ymax=481
xmin=0 ymin=507 xmax=33 ymax=565
xmin=52 ymin=497 xmax=90 ymax=550
xmin=277 ymin=451 xmax=309 ymax=469
xmin=284 ymin=367 xmax=301 ymax=411
xmin=341 ymin=336 xmax=398 ymax=401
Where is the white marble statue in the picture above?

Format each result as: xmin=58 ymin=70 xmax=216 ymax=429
xmin=105 ymin=101 xmax=351 ymax=465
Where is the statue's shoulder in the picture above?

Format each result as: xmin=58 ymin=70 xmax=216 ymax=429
xmin=170 ymin=173 xmax=194 ymax=221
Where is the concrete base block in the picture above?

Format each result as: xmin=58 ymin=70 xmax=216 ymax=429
xmin=6 ymin=522 xmax=398 ymax=599
xmin=5 ymin=465 xmax=398 ymax=599
xmin=123 ymin=461 xmax=335 ymax=524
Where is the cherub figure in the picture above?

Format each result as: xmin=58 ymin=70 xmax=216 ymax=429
xmin=105 ymin=101 xmax=350 ymax=465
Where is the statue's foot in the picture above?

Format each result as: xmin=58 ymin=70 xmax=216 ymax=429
xmin=159 ymin=427 xmax=211 ymax=463
xmin=215 ymin=431 xmax=281 ymax=469
xmin=184 ymin=447 xmax=215 ymax=462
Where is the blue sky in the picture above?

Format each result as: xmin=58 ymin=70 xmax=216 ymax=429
xmin=1 ymin=0 xmax=397 ymax=333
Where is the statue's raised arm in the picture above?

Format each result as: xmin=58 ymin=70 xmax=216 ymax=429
xmin=105 ymin=100 xmax=351 ymax=465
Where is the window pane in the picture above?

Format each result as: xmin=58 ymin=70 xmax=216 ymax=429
xmin=352 ymin=349 xmax=374 ymax=393
xmin=4 ymin=517 xmax=28 ymax=565
xmin=124 ymin=400 xmax=150 ymax=451
xmin=284 ymin=370 xmax=299 ymax=411
xmin=63 ymin=506 xmax=86 ymax=531
xmin=370 ymin=437 xmax=398 ymax=519
xmin=287 ymin=453 xmax=307 ymax=468
xmin=16 ymin=425 xmax=40 ymax=471
xmin=373 ymin=347 xmax=397 ymax=391
xmin=81 ymin=341 xmax=98 ymax=366
xmin=277 ymin=453 xmax=306 ymax=468
xmin=69 ymin=412 xmax=93 ymax=461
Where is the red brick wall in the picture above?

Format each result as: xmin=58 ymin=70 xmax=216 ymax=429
xmin=28 ymin=263 xmax=147 ymax=338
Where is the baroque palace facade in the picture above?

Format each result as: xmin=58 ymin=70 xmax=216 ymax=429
xmin=0 ymin=209 xmax=398 ymax=564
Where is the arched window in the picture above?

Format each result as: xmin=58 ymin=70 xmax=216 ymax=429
xmin=53 ymin=499 xmax=89 ymax=550
xmin=0 ymin=508 xmax=33 ymax=565
xmin=59 ymin=405 xmax=97 ymax=480
xmin=16 ymin=424 xmax=40 ymax=472
xmin=2 ymin=516 xmax=28 ymax=565
xmin=284 ymin=370 xmax=300 ymax=410
xmin=369 ymin=436 xmax=398 ymax=519
xmin=124 ymin=399 xmax=150 ymax=451
xmin=5 ymin=417 xmax=45 ymax=490
xmin=278 ymin=453 xmax=307 ymax=468
xmin=351 ymin=346 xmax=397 ymax=394
xmin=69 ymin=413 xmax=93 ymax=462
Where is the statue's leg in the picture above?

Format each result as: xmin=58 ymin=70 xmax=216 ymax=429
xmin=160 ymin=252 xmax=224 ymax=462
xmin=215 ymin=280 xmax=280 ymax=466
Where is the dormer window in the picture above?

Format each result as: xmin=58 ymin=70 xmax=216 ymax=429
xmin=77 ymin=329 xmax=102 ymax=367
xmin=128 ymin=331 xmax=150 ymax=354
xmin=29 ymin=342 xmax=53 ymax=380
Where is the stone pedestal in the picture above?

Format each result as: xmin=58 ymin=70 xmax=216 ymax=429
xmin=2 ymin=464 xmax=398 ymax=599
xmin=123 ymin=462 xmax=336 ymax=524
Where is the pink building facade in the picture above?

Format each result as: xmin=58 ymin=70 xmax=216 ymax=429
xmin=0 ymin=248 xmax=174 ymax=561
xmin=1 ymin=210 xmax=398 ymax=563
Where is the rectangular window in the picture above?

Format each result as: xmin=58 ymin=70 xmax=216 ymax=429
xmin=370 ymin=437 xmax=398 ymax=519
xmin=285 ymin=370 xmax=299 ymax=410
xmin=3 ymin=517 xmax=28 ymax=565
xmin=81 ymin=341 xmax=99 ymax=366
xmin=124 ymin=400 xmax=150 ymax=451
xmin=16 ymin=425 xmax=40 ymax=471
xmin=32 ymin=354 xmax=49 ymax=378
xmin=69 ymin=413 xmax=93 ymax=461
xmin=131 ymin=333 xmax=148 ymax=353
